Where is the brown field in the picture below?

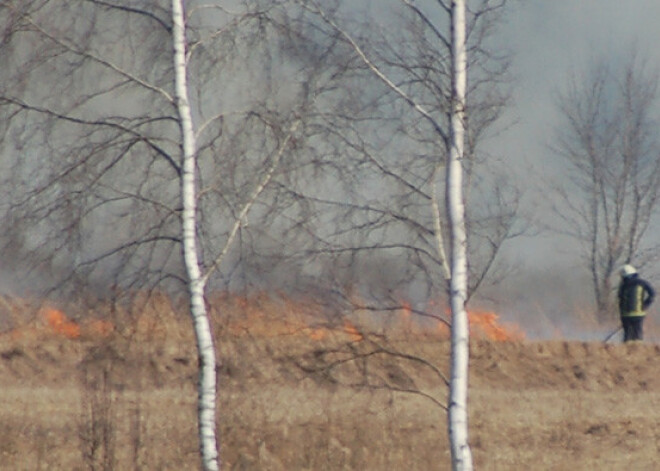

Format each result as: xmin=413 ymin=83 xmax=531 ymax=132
xmin=0 ymin=292 xmax=658 ymax=470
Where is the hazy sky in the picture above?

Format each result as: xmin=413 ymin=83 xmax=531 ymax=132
xmin=500 ymin=0 xmax=660 ymax=155
xmin=491 ymin=1 xmax=660 ymax=269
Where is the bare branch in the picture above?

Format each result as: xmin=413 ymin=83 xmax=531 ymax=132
xmin=302 ymin=0 xmax=449 ymax=147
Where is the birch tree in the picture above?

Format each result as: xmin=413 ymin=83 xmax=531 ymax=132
xmin=291 ymin=0 xmax=519 ymax=312
xmin=552 ymin=52 xmax=660 ymax=322
xmin=299 ymin=1 xmax=511 ymax=469
xmin=0 ymin=1 xmax=324 ymax=469
xmin=1 ymin=1 xmax=508 ymax=467
xmin=446 ymin=2 xmax=472 ymax=467
xmin=171 ymin=1 xmax=219 ymax=467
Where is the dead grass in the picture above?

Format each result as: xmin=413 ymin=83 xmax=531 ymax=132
xmin=0 ymin=292 xmax=658 ymax=469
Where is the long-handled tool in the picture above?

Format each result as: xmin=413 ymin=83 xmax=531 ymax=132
xmin=604 ymin=326 xmax=622 ymax=343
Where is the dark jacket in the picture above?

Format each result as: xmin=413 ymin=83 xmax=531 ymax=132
xmin=618 ymin=274 xmax=655 ymax=317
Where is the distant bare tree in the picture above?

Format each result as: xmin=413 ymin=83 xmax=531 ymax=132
xmin=552 ymin=52 xmax=660 ymax=322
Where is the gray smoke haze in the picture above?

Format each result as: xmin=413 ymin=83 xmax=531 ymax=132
xmin=3 ymin=1 xmax=660 ymax=341
xmin=494 ymin=0 xmax=660 ymax=244
xmin=476 ymin=1 xmax=660 ymax=338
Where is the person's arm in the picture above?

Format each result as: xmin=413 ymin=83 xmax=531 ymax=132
xmin=642 ymin=280 xmax=655 ymax=309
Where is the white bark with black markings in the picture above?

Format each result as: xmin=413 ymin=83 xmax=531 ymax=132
xmin=447 ymin=1 xmax=473 ymax=469
xmin=171 ymin=1 xmax=220 ymax=469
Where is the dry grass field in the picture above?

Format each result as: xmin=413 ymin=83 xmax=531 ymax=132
xmin=0 ymin=292 xmax=659 ymax=470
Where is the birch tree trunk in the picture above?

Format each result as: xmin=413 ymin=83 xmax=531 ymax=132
xmin=447 ymin=1 xmax=473 ymax=470
xmin=171 ymin=1 xmax=220 ymax=469
xmin=303 ymin=2 xmax=487 ymax=468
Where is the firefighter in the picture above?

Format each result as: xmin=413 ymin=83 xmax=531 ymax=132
xmin=618 ymin=264 xmax=655 ymax=342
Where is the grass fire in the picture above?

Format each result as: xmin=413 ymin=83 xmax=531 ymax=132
xmin=0 ymin=291 xmax=656 ymax=469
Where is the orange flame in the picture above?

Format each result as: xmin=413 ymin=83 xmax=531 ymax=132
xmin=42 ymin=307 xmax=81 ymax=339
xmin=308 ymin=327 xmax=327 ymax=341
xmin=342 ymin=320 xmax=363 ymax=342
xmin=432 ymin=309 xmax=524 ymax=341
xmin=468 ymin=310 xmax=524 ymax=341
xmin=398 ymin=301 xmax=414 ymax=332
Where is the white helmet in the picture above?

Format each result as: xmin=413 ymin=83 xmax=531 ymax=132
xmin=620 ymin=264 xmax=637 ymax=277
